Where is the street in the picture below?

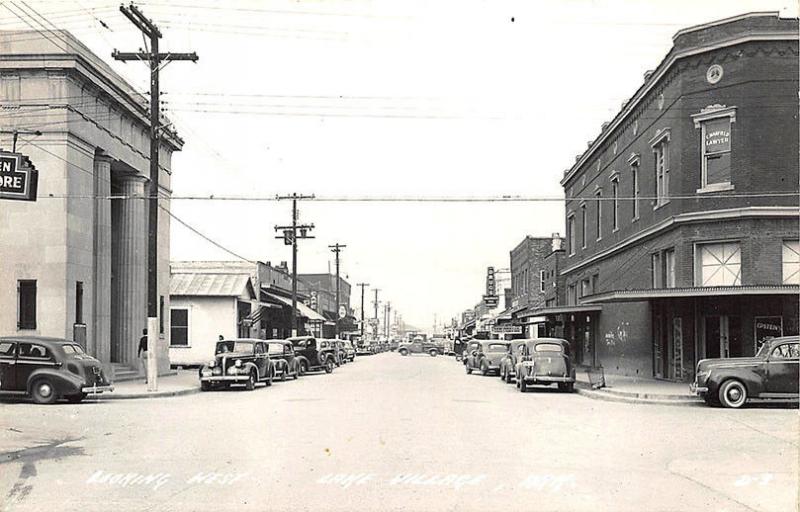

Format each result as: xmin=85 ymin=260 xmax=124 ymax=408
xmin=1 ymin=354 xmax=797 ymax=512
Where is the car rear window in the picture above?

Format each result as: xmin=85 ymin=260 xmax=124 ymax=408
xmin=62 ymin=344 xmax=85 ymax=354
xmin=487 ymin=344 xmax=507 ymax=352
xmin=267 ymin=344 xmax=284 ymax=355
xmin=534 ymin=343 xmax=563 ymax=353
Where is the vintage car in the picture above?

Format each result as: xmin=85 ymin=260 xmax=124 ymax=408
xmin=331 ymin=340 xmax=348 ymax=366
xmin=288 ymin=336 xmax=337 ymax=374
xmin=461 ymin=340 xmax=480 ymax=365
xmin=397 ymin=338 xmax=441 ymax=357
xmin=265 ymin=340 xmax=300 ymax=381
xmin=514 ymin=338 xmax=576 ymax=392
xmin=341 ymin=340 xmax=356 ymax=362
xmin=199 ymin=339 xmax=274 ymax=391
xmin=464 ymin=340 xmax=510 ymax=376
xmin=691 ymin=335 xmax=799 ymax=408
xmin=0 ymin=336 xmax=113 ymax=404
xmin=499 ymin=339 xmax=528 ymax=383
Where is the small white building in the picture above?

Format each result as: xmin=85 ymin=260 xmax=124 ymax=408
xmin=168 ymin=270 xmax=259 ymax=367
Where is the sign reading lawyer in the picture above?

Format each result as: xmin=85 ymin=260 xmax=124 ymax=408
xmin=0 ymin=151 xmax=38 ymax=201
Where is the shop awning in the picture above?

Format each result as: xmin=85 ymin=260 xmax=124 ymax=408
xmin=245 ymin=302 xmax=282 ymax=323
xmin=581 ymin=285 xmax=800 ymax=304
xmin=522 ymin=304 xmax=602 ymax=316
xmin=262 ymin=291 xmax=327 ymax=322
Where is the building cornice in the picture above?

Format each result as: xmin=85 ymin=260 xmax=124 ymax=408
xmin=582 ymin=285 xmax=800 ymax=304
xmin=560 ymin=207 xmax=800 ymax=275
xmin=560 ymin=27 xmax=798 ymax=187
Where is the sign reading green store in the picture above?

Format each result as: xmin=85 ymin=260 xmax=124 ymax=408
xmin=0 ymin=151 xmax=38 ymax=202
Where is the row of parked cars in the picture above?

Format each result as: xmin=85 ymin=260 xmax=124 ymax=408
xmin=198 ymin=336 xmax=357 ymax=391
xmin=459 ymin=338 xmax=577 ymax=392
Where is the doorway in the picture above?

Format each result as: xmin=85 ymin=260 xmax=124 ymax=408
xmin=703 ymin=315 xmax=741 ymax=359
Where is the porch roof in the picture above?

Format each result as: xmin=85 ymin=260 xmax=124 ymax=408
xmin=262 ymin=290 xmax=327 ymax=322
xmin=581 ymin=285 xmax=800 ymax=304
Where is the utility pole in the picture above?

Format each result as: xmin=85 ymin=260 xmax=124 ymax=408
xmin=328 ymin=243 xmax=346 ymax=338
xmin=275 ymin=193 xmax=315 ymax=336
xmin=114 ymin=3 xmax=197 ymax=392
xmin=385 ymin=301 xmax=391 ymax=338
xmin=356 ymin=283 xmax=369 ymax=340
xmin=372 ymin=289 xmax=380 ymax=340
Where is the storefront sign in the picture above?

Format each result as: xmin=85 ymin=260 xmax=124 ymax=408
xmin=490 ymin=325 xmax=522 ymax=334
xmin=704 ymin=118 xmax=730 ymax=153
xmin=0 ymin=152 xmax=38 ymax=201
xmin=482 ymin=295 xmax=499 ymax=307
xmin=754 ymin=316 xmax=783 ymax=352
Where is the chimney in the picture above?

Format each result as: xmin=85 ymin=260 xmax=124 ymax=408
xmin=279 ymin=261 xmax=288 ymax=271
xmin=551 ymin=233 xmax=563 ymax=252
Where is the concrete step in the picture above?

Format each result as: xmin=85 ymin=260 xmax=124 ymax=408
xmin=576 ymin=387 xmax=704 ymax=407
xmin=111 ymin=364 xmax=140 ymax=382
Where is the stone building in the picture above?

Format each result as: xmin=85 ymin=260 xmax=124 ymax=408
xmin=0 ymin=31 xmax=183 ymax=374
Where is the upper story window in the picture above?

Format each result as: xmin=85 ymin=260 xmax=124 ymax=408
xmin=650 ymin=129 xmax=670 ymax=207
xmin=580 ymin=203 xmax=587 ymax=248
xmin=594 ymin=190 xmax=602 ymax=240
xmin=693 ymin=105 xmax=736 ymax=193
xmin=610 ymin=176 xmax=619 ymax=231
xmin=782 ymin=240 xmax=800 ymax=285
xmin=539 ymin=270 xmax=545 ymax=293
xmin=628 ymin=153 xmax=640 ymax=220
xmin=665 ymin=248 xmax=676 ymax=288
xmin=696 ymin=242 xmax=741 ymax=287
xmin=567 ymin=214 xmax=576 ymax=256
xmin=17 ymin=280 xmax=36 ymax=330
xmin=567 ymin=284 xmax=577 ymax=305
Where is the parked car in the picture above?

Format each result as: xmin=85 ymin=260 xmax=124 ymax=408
xmin=461 ymin=340 xmax=480 ymax=365
xmin=342 ymin=340 xmax=356 ymax=362
xmin=453 ymin=339 xmax=467 ymax=361
xmin=397 ymin=338 xmax=441 ymax=356
xmin=514 ymin=338 xmax=575 ymax=392
xmin=265 ymin=340 xmax=300 ymax=381
xmin=289 ymin=337 xmax=337 ymax=374
xmin=499 ymin=339 xmax=528 ymax=383
xmin=0 ymin=336 xmax=113 ymax=404
xmin=464 ymin=340 xmax=510 ymax=376
xmin=691 ymin=335 xmax=799 ymax=408
xmin=332 ymin=340 xmax=347 ymax=366
xmin=356 ymin=343 xmax=373 ymax=356
xmin=199 ymin=339 xmax=274 ymax=391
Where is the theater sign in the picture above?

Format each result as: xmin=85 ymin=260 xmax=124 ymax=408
xmin=0 ymin=151 xmax=38 ymax=202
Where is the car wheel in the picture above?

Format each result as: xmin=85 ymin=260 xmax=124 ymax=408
xmin=719 ymin=379 xmax=747 ymax=408
xmin=200 ymin=381 xmax=212 ymax=392
xmin=266 ymin=368 xmax=274 ymax=387
xmin=519 ymin=379 xmax=527 ymax=393
xmin=429 ymin=349 xmax=437 ymax=357
xmin=31 ymin=378 xmax=58 ymax=404
xmin=65 ymin=393 xmax=86 ymax=404
xmin=399 ymin=349 xmax=408 ymax=356
xmin=325 ymin=359 xmax=334 ymax=374
xmin=281 ymin=367 xmax=287 ymax=382
xmin=558 ymin=382 xmax=574 ymax=393
xmin=703 ymin=395 xmax=719 ymax=407
xmin=293 ymin=363 xmax=299 ymax=380
xmin=245 ymin=371 xmax=257 ymax=391
xmin=299 ymin=360 xmax=308 ymax=376
xmin=480 ymin=362 xmax=489 ymax=376
xmin=466 ymin=364 xmax=472 ymax=374
xmin=499 ymin=366 xmax=505 ymax=380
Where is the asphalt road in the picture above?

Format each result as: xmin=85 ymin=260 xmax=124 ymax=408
xmin=0 ymin=353 xmax=797 ymax=512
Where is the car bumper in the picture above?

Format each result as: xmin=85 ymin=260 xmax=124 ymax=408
xmin=689 ymin=383 xmax=708 ymax=395
xmin=200 ymin=375 xmax=250 ymax=383
xmin=83 ymin=384 xmax=114 ymax=394
xmin=521 ymin=375 xmax=575 ymax=384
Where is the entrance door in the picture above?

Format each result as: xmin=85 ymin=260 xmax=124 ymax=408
xmin=704 ymin=316 xmax=740 ymax=359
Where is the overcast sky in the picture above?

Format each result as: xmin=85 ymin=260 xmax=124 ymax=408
xmin=6 ymin=0 xmax=798 ymax=332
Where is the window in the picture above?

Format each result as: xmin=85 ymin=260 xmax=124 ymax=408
xmin=654 ymin=139 xmax=669 ymax=206
xmin=591 ymin=274 xmax=599 ymax=294
xmin=595 ymin=191 xmax=602 ymax=240
xmin=0 ymin=342 xmax=16 ymax=357
xmin=567 ymin=214 xmax=576 ymax=255
xmin=611 ymin=178 xmax=619 ymax=231
xmin=697 ymin=242 xmax=741 ymax=286
xmin=693 ymin=106 xmax=736 ymax=192
xmin=19 ymin=342 xmax=51 ymax=360
xmin=17 ymin=280 xmax=36 ymax=330
xmin=580 ymin=204 xmax=587 ymax=248
xmin=652 ymin=253 xmax=662 ymax=288
xmin=631 ymin=161 xmax=640 ymax=219
xmin=170 ymin=308 xmax=189 ymax=346
xmin=580 ymin=278 xmax=592 ymax=298
xmin=665 ymin=249 xmax=676 ymax=288
xmin=539 ymin=270 xmax=545 ymax=293
xmin=782 ymin=240 xmax=799 ymax=285
xmin=567 ymin=284 xmax=577 ymax=305
xmin=75 ymin=282 xmax=84 ymax=324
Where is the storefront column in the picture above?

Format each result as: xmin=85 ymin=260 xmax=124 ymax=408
xmin=92 ymin=153 xmax=113 ymax=363
xmin=111 ymin=173 xmax=148 ymax=366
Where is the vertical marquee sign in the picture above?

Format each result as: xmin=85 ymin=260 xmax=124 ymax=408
xmin=0 ymin=151 xmax=38 ymax=202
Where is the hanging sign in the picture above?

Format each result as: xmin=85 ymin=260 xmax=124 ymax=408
xmin=0 ymin=152 xmax=38 ymax=201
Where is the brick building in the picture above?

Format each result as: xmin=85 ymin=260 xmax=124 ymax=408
xmin=553 ymin=12 xmax=799 ymax=381
xmin=510 ymin=234 xmax=565 ymax=337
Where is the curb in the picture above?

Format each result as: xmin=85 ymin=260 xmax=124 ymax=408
xmin=86 ymin=386 xmax=201 ymax=401
xmin=575 ymin=386 xmax=703 ymax=407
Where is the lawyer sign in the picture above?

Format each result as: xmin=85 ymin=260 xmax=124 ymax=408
xmin=0 ymin=151 xmax=38 ymax=201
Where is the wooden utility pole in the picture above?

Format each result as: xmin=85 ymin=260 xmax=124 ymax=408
xmin=328 ymin=243 xmax=346 ymax=338
xmin=275 ymin=194 xmax=315 ymax=336
xmin=113 ymin=3 xmax=197 ymax=392
xmin=372 ymin=288 xmax=380 ymax=340
xmin=356 ymin=283 xmax=369 ymax=340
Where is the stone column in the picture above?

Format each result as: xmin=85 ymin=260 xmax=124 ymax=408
xmin=92 ymin=153 xmax=113 ymax=363
xmin=111 ymin=173 xmax=148 ymax=367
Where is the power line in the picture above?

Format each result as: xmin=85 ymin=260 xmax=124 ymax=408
xmin=160 ymin=204 xmax=256 ymax=264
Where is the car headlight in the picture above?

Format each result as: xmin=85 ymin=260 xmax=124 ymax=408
xmin=227 ymin=366 xmax=238 ymax=375
xmin=208 ymin=360 xmax=216 ymax=368
xmin=235 ymin=359 xmax=242 ymax=368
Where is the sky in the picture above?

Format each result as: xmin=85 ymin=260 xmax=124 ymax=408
xmin=3 ymin=0 xmax=798 ymax=332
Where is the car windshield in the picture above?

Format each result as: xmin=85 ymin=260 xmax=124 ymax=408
xmin=487 ymin=344 xmax=507 ymax=352
xmin=62 ymin=344 xmax=85 ymax=354
xmin=756 ymin=342 xmax=773 ymax=358
xmin=534 ymin=343 xmax=564 ymax=353
xmin=216 ymin=341 xmax=253 ymax=354
xmin=267 ymin=343 xmax=285 ymax=355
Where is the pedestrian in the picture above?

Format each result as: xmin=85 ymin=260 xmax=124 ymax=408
xmin=138 ymin=328 xmax=148 ymax=383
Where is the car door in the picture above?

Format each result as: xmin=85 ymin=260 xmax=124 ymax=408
xmin=766 ymin=342 xmax=799 ymax=394
xmin=0 ymin=341 xmax=18 ymax=391
xmin=468 ymin=343 xmax=480 ymax=368
xmin=254 ymin=342 xmax=268 ymax=378
xmin=16 ymin=342 xmax=55 ymax=389
xmin=284 ymin=344 xmax=296 ymax=373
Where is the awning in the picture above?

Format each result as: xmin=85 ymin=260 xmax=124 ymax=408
xmin=521 ymin=304 xmax=602 ymax=316
xmin=582 ymin=285 xmax=800 ymax=304
xmin=245 ymin=302 xmax=282 ymax=323
xmin=263 ymin=291 xmax=327 ymax=322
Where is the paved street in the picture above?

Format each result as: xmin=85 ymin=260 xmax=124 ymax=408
xmin=1 ymin=353 xmax=797 ymax=512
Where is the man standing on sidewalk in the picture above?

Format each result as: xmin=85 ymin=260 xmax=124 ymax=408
xmin=138 ymin=329 xmax=149 ymax=383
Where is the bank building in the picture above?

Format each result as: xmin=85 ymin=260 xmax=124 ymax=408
xmin=0 ymin=31 xmax=182 ymax=375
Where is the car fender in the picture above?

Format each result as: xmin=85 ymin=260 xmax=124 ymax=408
xmin=241 ymin=361 xmax=260 ymax=378
xmin=707 ymin=367 xmax=765 ymax=396
xmin=27 ymin=368 xmax=82 ymax=396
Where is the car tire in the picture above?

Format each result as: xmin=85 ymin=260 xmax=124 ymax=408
xmin=429 ymin=350 xmax=437 ymax=357
xmin=30 ymin=378 xmax=58 ymax=404
xmin=399 ymin=349 xmax=408 ymax=356
xmin=66 ymin=393 xmax=86 ymax=404
xmin=559 ymin=382 xmax=574 ymax=393
xmin=293 ymin=363 xmax=299 ymax=380
xmin=466 ymin=365 xmax=472 ymax=375
xmin=266 ymin=368 xmax=274 ymax=387
xmin=718 ymin=379 xmax=747 ymax=408
xmin=480 ymin=362 xmax=489 ymax=376
xmin=201 ymin=381 xmax=212 ymax=392
xmin=299 ymin=360 xmax=308 ymax=376
xmin=519 ymin=379 xmax=527 ymax=393
xmin=281 ymin=366 xmax=287 ymax=382
xmin=245 ymin=371 xmax=256 ymax=391
xmin=324 ymin=359 xmax=334 ymax=374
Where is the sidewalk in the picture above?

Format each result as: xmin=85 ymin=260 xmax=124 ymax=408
xmin=87 ymin=370 xmax=200 ymax=400
xmin=575 ymin=370 xmax=703 ymax=407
